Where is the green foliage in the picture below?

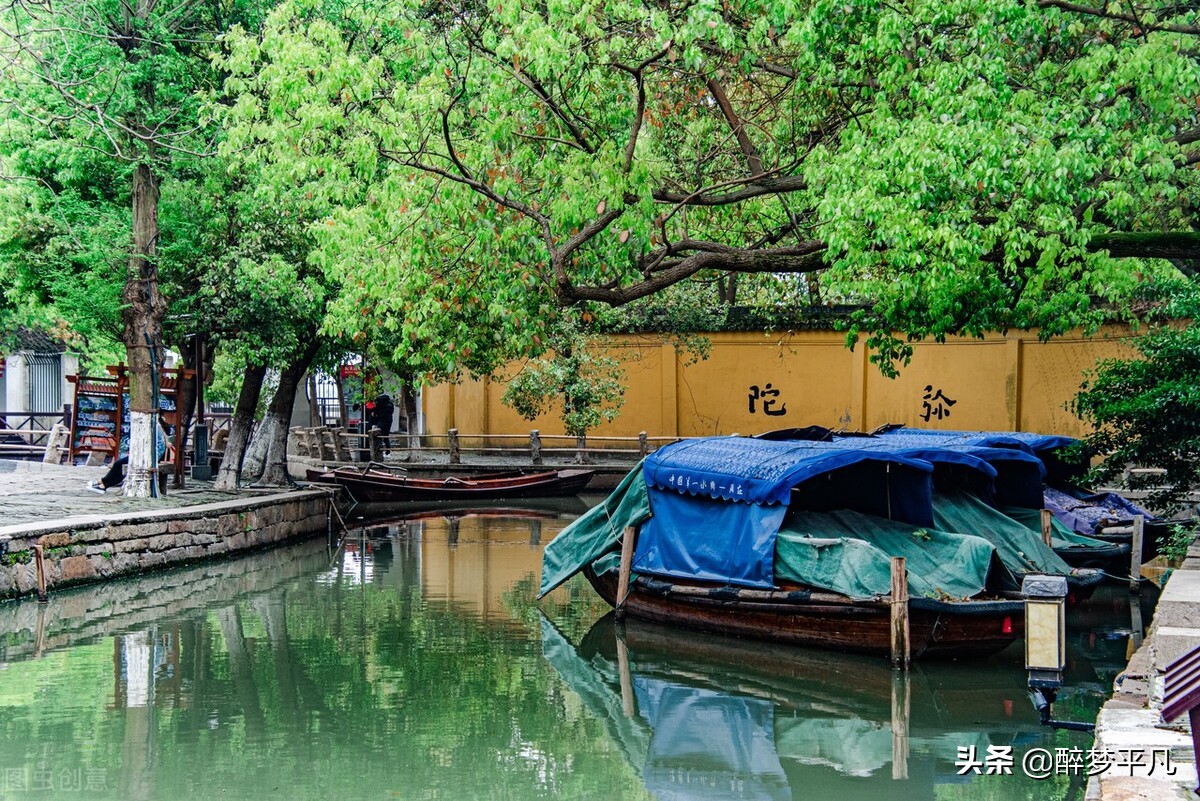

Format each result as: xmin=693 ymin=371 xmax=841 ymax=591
xmin=502 ymin=315 xmax=626 ymax=437
xmin=216 ymin=0 xmax=1200 ymax=384
xmin=1075 ymin=278 xmax=1200 ymax=512
xmin=0 ymin=551 xmax=31 ymax=567
xmin=1162 ymin=523 xmax=1196 ymax=565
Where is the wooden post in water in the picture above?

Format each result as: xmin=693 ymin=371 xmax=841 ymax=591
xmin=616 ymin=634 xmax=636 ymax=718
xmin=890 ymin=557 xmax=910 ymax=670
xmin=32 ymin=544 xmax=48 ymax=603
xmin=891 ymin=671 xmax=911 ymax=779
xmin=448 ymin=428 xmax=460 ymax=464
xmin=1130 ymin=515 xmax=1144 ymax=595
xmin=615 ymin=526 xmax=637 ymax=619
xmin=530 ymin=430 xmax=542 ymax=465
xmin=1040 ymin=509 xmax=1054 ymax=547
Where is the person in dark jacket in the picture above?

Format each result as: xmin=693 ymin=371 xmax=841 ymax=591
xmin=371 ymin=393 xmax=395 ymax=450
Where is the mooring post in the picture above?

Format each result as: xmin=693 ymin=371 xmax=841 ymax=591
xmin=530 ymin=429 xmax=542 ymax=466
xmin=615 ymin=526 xmax=636 ymax=619
xmin=890 ymin=556 xmax=910 ymax=670
xmin=1040 ymin=509 xmax=1054 ymax=548
xmin=368 ymin=428 xmax=383 ymax=463
xmin=891 ymin=671 xmax=911 ymax=779
xmin=448 ymin=428 xmax=460 ymax=464
xmin=616 ymin=634 xmax=636 ymax=718
xmin=1130 ymin=515 xmax=1144 ymax=595
xmin=32 ymin=544 xmax=48 ymax=603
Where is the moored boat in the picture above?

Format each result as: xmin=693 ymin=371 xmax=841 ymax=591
xmin=540 ymin=437 xmax=1027 ymax=659
xmin=306 ymin=465 xmax=594 ymax=502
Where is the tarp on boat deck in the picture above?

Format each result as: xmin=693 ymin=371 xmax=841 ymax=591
xmin=997 ymin=505 xmax=1113 ymax=551
xmin=636 ymin=488 xmax=787 ymax=588
xmin=931 ymin=489 xmax=1072 ymax=575
xmin=774 ymin=509 xmax=1014 ymax=600
xmin=1043 ymin=486 xmax=1161 ymax=536
xmin=538 ymin=464 xmax=651 ymax=597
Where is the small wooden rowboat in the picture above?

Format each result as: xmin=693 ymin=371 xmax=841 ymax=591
xmin=305 ymin=465 xmax=594 ymax=502
xmin=583 ymin=567 xmax=1024 ymax=659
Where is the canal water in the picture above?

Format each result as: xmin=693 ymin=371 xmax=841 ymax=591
xmin=0 ymin=505 xmax=1154 ymax=800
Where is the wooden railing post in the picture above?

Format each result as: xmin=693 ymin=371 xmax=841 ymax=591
xmin=1040 ymin=509 xmax=1054 ymax=548
xmin=638 ymin=431 xmax=648 ymax=458
xmin=448 ymin=428 xmax=460 ymax=464
xmin=530 ymin=429 xmax=543 ymax=465
xmin=890 ymin=556 xmax=910 ymax=670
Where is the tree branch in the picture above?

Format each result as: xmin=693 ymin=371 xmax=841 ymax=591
xmin=1037 ymin=0 xmax=1200 ymax=35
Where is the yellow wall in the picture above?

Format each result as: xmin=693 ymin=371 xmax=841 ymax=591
xmin=424 ymin=327 xmax=1134 ymax=439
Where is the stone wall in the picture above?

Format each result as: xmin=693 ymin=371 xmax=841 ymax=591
xmin=0 ymin=490 xmax=332 ymax=600
xmin=1088 ymin=542 xmax=1200 ymax=800
xmin=0 ymin=536 xmax=330 ymax=662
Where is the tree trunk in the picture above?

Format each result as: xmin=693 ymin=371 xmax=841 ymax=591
xmin=214 ymin=363 xmax=266 ymax=491
xmin=258 ymin=344 xmax=320 ymax=486
xmin=122 ymin=162 xmax=165 ymax=498
xmin=241 ymin=413 xmax=276 ymax=480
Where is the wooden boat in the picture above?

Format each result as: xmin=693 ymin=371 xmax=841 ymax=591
xmin=305 ymin=465 xmax=594 ymax=502
xmin=583 ymin=568 xmax=1023 ymax=659
xmin=540 ymin=437 xmax=1031 ymax=659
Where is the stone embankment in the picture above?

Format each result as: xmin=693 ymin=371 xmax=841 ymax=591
xmin=0 ymin=536 xmax=330 ymax=662
xmin=1089 ymin=541 xmax=1200 ymax=800
xmin=0 ymin=489 xmax=333 ymax=600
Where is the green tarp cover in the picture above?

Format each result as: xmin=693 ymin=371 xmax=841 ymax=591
xmin=932 ymin=490 xmax=1071 ymax=575
xmin=538 ymin=464 xmax=651 ymax=597
xmin=774 ymin=509 xmax=1012 ymax=600
xmin=998 ymin=506 xmax=1111 ymax=550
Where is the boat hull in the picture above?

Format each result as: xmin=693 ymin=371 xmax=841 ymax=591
xmin=583 ymin=568 xmax=1023 ymax=660
xmin=306 ymin=467 xmax=594 ymax=502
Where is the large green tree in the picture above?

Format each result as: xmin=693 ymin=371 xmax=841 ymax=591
xmin=0 ymin=1 xmax=263 ymax=495
xmin=221 ymin=0 xmax=1200 ymax=385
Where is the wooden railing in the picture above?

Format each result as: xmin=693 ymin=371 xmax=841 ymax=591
xmin=290 ymin=426 xmax=682 ymax=465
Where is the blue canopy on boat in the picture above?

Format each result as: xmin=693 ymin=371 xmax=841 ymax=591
xmin=643 ymin=437 xmax=934 ymax=506
xmin=636 ymin=437 xmax=935 ymax=589
xmin=807 ymin=437 xmax=999 ymax=478
xmin=865 ymin=432 xmax=1047 ymax=507
xmin=884 ymin=427 xmax=1077 ymax=454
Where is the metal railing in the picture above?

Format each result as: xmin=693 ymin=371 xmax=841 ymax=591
xmin=0 ymin=410 xmax=68 ymax=452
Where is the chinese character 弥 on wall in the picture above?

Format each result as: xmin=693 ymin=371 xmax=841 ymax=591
xmin=921 ymin=386 xmax=957 ymax=422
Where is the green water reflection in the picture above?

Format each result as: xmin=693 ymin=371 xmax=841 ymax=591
xmin=0 ymin=508 xmax=1151 ymax=801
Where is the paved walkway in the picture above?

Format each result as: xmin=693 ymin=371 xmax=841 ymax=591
xmin=1089 ymin=542 xmax=1200 ymax=800
xmin=0 ymin=459 xmax=239 ymax=526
